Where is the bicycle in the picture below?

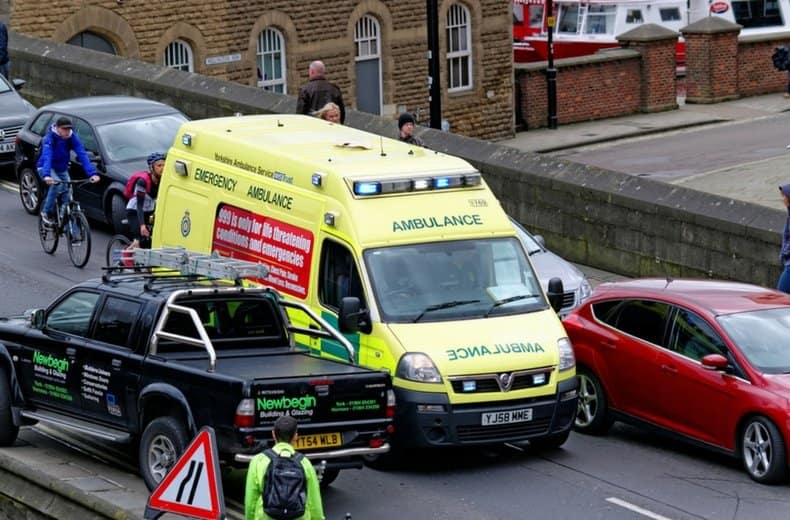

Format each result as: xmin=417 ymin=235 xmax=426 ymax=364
xmin=106 ymin=217 xmax=153 ymax=267
xmin=38 ymin=179 xmax=93 ymax=268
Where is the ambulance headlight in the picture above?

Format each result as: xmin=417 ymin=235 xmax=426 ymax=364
xmin=396 ymin=353 xmax=442 ymax=383
xmin=558 ymin=337 xmax=575 ymax=372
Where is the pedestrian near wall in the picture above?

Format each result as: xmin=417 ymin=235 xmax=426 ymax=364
xmin=297 ymin=60 xmax=345 ymax=124
xmin=0 ymin=20 xmax=9 ymax=79
xmin=778 ymin=184 xmax=790 ymax=293
xmin=244 ymin=415 xmax=325 ymax=520
xmin=397 ymin=113 xmax=424 ymax=147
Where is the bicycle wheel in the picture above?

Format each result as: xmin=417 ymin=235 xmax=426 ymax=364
xmin=66 ymin=212 xmax=92 ymax=268
xmin=106 ymin=234 xmax=131 ymax=267
xmin=38 ymin=214 xmax=59 ymax=254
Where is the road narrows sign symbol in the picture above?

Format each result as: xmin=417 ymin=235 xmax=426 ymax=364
xmin=145 ymin=426 xmax=226 ymax=520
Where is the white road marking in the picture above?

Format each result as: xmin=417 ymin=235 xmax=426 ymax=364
xmin=0 ymin=179 xmax=19 ymax=192
xmin=606 ymin=497 xmax=673 ymax=520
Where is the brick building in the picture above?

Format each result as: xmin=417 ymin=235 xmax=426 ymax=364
xmin=8 ymin=0 xmax=514 ymax=139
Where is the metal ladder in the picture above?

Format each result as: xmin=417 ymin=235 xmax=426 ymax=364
xmin=132 ymin=247 xmax=269 ymax=281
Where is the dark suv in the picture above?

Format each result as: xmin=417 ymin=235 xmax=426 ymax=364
xmin=14 ymin=96 xmax=187 ymax=232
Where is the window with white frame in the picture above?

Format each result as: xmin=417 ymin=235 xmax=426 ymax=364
xmin=164 ymin=39 xmax=193 ymax=72
xmin=446 ymin=3 xmax=472 ymax=91
xmin=257 ymin=28 xmax=286 ymax=93
xmin=355 ymin=15 xmax=380 ymax=59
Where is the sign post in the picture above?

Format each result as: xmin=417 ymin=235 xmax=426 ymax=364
xmin=144 ymin=426 xmax=226 ymax=520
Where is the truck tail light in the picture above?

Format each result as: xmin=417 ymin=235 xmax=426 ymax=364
xmin=235 ymin=398 xmax=255 ymax=428
xmin=386 ymin=389 xmax=396 ymax=418
xmin=369 ymin=436 xmax=386 ymax=449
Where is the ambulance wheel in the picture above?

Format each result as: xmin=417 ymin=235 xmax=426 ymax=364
xmin=529 ymin=429 xmax=570 ymax=451
xmin=319 ymin=468 xmax=340 ymax=488
xmin=139 ymin=416 xmax=188 ymax=491
xmin=109 ymin=193 xmax=127 ymax=235
xmin=0 ymin=369 xmax=19 ymax=447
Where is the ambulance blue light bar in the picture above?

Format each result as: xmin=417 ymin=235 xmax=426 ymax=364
xmin=352 ymin=172 xmax=481 ymax=197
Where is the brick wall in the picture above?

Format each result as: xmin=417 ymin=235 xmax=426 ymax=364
xmin=8 ymin=0 xmax=514 ymax=140
xmin=738 ymin=36 xmax=790 ymax=96
xmin=515 ymin=50 xmax=643 ymax=130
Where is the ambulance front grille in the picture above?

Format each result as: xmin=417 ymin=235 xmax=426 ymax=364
xmin=449 ymin=368 xmax=552 ymax=394
xmin=456 ymin=418 xmax=551 ymax=441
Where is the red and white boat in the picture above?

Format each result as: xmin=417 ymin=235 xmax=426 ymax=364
xmin=513 ymin=0 xmax=790 ymax=65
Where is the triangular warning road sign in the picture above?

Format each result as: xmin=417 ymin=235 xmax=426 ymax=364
xmin=145 ymin=426 xmax=226 ymax=520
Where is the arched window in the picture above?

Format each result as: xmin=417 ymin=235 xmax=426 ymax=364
xmin=67 ymin=31 xmax=116 ymax=55
xmin=354 ymin=15 xmax=382 ymax=115
xmin=446 ymin=3 xmax=472 ymax=91
xmin=164 ymin=40 xmax=194 ymax=72
xmin=257 ymin=28 xmax=286 ymax=93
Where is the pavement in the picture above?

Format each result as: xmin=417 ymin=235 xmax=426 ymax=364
xmin=1 ymin=90 xmax=789 ymax=519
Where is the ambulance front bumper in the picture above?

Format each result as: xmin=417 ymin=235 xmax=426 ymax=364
xmin=392 ymin=376 xmax=578 ymax=448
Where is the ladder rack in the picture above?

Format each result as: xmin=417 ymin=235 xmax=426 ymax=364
xmin=132 ymin=248 xmax=269 ymax=282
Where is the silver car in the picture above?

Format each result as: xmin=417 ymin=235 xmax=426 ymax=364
xmin=0 ymin=76 xmax=35 ymax=167
xmin=510 ymin=217 xmax=592 ymax=316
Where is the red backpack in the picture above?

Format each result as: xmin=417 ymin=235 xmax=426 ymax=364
xmin=124 ymin=171 xmax=152 ymax=200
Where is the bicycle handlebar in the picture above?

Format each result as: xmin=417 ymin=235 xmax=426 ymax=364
xmin=47 ymin=178 xmax=99 ymax=185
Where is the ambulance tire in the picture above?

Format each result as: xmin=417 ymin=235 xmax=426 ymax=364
xmin=574 ymin=367 xmax=612 ymax=435
xmin=319 ymin=467 xmax=340 ymax=488
xmin=529 ymin=429 xmax=571 ymax=451
xmin=139 ymin=416 xmax=188 ymax=491
xmin=0 ymin=369 xmax=19 ymax=447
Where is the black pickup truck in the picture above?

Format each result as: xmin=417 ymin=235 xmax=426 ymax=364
xmin=0 ymin=250 xmax=393 ymax=490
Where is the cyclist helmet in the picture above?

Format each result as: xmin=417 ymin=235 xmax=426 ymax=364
xmin=147 ymin=152 xmax=167 ymax=166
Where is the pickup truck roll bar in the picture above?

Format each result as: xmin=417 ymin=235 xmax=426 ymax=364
xmin=137 ymin=248 xmax=357 ymax=367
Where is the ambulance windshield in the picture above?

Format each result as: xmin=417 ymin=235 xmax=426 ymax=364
xmin=364 ymin=238 xmax=546 ymax=323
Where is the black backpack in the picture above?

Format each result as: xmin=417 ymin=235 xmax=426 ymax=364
xmin=262 ymin=448 xmax=307 ymax=520
xmin=772 ymin=46 xmax=790 ymax=71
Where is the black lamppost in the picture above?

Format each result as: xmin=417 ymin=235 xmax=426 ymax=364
xmin=427 ymin=0 xmax=442 ymax=129
xmin=546 ymin=0 xmax=558 ymax=129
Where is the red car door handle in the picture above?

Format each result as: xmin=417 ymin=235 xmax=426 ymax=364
xmin=661 ymin=364 xmax=678 ymax=374
xmin=601 ymin=340 xmax=617 ymax=349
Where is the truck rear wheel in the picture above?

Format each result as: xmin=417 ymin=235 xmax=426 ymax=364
xmin=319 ymin=467 xmax=340 ymax=488
xmin=0 ymin=369 xmax=19 ymax=447
xmin=139 ymin=416 xmax=188 ymax=491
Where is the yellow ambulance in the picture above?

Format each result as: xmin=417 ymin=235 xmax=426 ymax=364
xmin=152 ymin=115 xmax=578 ymax=451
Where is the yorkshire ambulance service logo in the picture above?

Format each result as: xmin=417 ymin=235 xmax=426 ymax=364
xmin=180 ymin=211 xmax=191 ymax=237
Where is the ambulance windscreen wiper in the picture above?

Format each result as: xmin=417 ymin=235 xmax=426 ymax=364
xmin=413 ymin=300 xmax=481 ymax=323
xmin=484 ymin=294 xmax=541 ymax=318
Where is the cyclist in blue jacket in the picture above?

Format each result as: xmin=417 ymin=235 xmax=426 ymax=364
xmin=38 ymin=116 xmax=99 ymax=225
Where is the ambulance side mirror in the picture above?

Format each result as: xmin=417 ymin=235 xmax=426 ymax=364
xmin=339 ymin=297 xmax=371 ymax=334
xmin=547 ymin=277 xmax=564 ymax=313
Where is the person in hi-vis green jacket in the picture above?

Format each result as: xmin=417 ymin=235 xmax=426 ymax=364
xmin=245 ymin=415 xmax=325 ymax=520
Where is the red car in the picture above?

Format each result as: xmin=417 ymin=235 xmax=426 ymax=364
xmin=563 ymin=278 xmax=790 ymax=484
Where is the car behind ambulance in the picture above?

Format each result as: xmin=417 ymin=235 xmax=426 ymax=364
xmin=152 ymin=115 xmax=579 ymax=452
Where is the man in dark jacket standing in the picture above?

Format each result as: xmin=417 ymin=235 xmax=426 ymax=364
xmin=297 ymin=60 xmax=345 ymax=124
xmin=0 ymin=20 xmax=9 ymax=79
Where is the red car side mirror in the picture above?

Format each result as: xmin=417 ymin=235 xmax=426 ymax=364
xmin=701 ymin=353 xmax=729 ymax=370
